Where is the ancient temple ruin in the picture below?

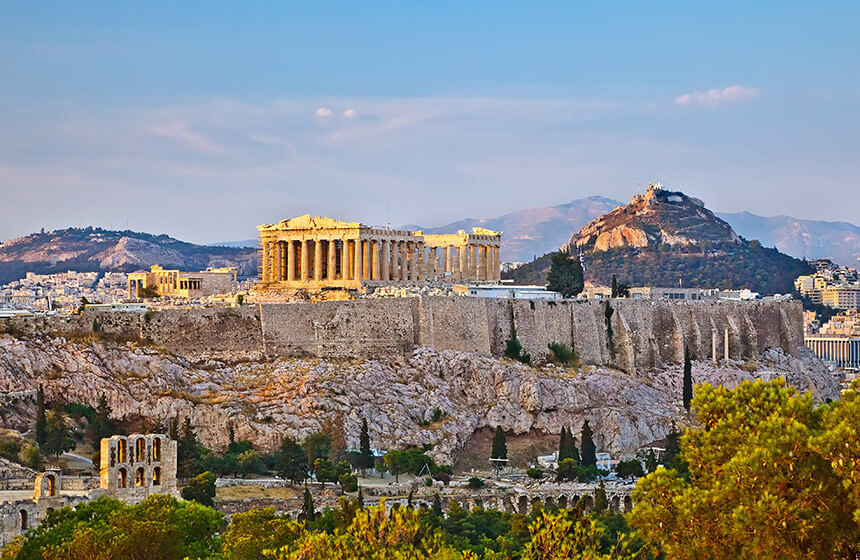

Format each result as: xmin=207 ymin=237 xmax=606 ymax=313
xmin=257 ymin=215 xmax=502 ymax=289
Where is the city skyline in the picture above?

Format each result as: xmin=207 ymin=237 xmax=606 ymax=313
xmin=1 ymin=2 xmax=859 ymax=244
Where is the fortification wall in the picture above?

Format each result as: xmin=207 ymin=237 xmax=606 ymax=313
xmin=0 ymin=298 xmax=804 ymax=372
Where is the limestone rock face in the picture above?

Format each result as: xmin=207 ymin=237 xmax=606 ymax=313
xmin=0 ymin=335 xmax=839 ymax=464
xmin=563 ymin=184 xmax=741 ymax=254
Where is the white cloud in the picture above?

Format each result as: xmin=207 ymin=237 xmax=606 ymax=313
xmin=674 ymin=85 xmax=760 ymax=107
xmin=315 ymin=107 xmax=333 ymax=117
xmin=343 ymin=108 xmax=357 ymax=118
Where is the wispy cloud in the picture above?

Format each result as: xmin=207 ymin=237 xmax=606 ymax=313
xmin=147 ymin=120 xmax=228 ymax=154
xmin=674 ymin=85 xmax=760 ymax=107
xmin=315 ymin=107 xmax=333 ymax=117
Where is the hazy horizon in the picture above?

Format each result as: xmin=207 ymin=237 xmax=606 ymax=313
xmin=2 ymin=2 xmax=858 ymax=245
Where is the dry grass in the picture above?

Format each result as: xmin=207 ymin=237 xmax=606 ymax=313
xmin=215 ymin=484 xmax=300 ymax=502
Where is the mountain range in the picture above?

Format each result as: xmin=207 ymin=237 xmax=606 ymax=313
xmin=0 ymin=227 xmax=257 ymax=284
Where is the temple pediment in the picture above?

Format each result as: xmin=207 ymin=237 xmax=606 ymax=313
xmin=258 ymin=215 xmax=364 ymax=231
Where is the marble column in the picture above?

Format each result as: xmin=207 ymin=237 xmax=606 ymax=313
xmin=353 ymin=240 xmax=362 ymax=281
xmin=430 ymin=247 xmax=438 ymax=281
xmin=443 ymin=247 xmax=450 ymax=275
xmin=341 ymin=240 xmax=349 ymax=280
xmin=400 ymin=241 xmax=408 ymax=281
xmin=363 ymin=240 xmax=372 ymax=281
xmin=287 ymin=240 xmax=296 ymax=281
xmin=372 ymin=240 xmax=380 ymax=281
xmin=493 ymin=246 xmax=500 ymax=281
xmin=457 ymin=246 xmax=466 ymax=282
xmin=314 ymin=240 xmax=323 ymax=281
xmin=327 ymin=240 xmax=336 ymax=280
xmin=409 ymin=242 xmax=419 ymax=281
xmin=382 ymin=240 xmax=390 ymax=281
xmin=300 ymin=240 xmax=309 ymax=280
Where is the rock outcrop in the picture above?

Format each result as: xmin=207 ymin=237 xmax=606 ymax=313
xmin=0 ymin=334 xmax=839 ymax=464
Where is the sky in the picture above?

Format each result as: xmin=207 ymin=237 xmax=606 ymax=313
xmin=1 ymin=1 xmax=858 ymax=244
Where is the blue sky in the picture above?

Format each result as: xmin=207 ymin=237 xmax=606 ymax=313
xmin=1 ymin=2 xmax=858 ymax=243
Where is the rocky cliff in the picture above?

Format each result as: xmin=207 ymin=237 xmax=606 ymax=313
xmin=0 ymin=334 xmax=839 ymax=464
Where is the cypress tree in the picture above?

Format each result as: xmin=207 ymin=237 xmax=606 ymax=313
xmin=570 ymin=427 xmax=580 ymax=464
xmin=35 ymin=385 xmax=47 ymax=446
xmin=580 ymin=420 xmax=596 ymax=468
xmin=432 ymin=493 xmax=443 ymax=517
xmin=683 ymin=346 xmax=693 ymax=411
xmin=301 ymin=484 xmax=316 ymax=521
xmin=594 ymin=481 xmax=608 ymax=512
xmin=611 ymin=275 xmax=619 ymax=298
xmin=546 ymin=251 xmax=584 ymax=298
xmin=359 ymin=418 xmax=373 ymax=474
xmin=92 ymin=393 xmax=114 ymax=442
xmin=557 ymin=427 xmax=568 ymax=461
xmin=491 ymin=426 xmax=507 ymax=460
xmin=357 ymin=486 xmax=364 ymax=509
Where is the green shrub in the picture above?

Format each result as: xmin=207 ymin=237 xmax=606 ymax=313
xmin=467 ymin=476 xmax=484 ymax=489
xmin=526 ymin=467 xmax=544 ymax=480
xmin=547 ymin=342 xmax=574 ymax=365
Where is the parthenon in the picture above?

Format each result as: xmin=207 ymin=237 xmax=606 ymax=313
xmin=257 ymin=215 xmax=501 ymax=289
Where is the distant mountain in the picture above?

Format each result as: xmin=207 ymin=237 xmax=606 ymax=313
xmin=411 ymin=196 xmax=622 ymax=262
xmin=210 ymin=239 xmax=257 ymax=249
xmin=718 ymin=211 xmax=860 ymax=267
xmin=0 ymin=227 xmax=257 ymax=284
xmin=506 ymin=185 xmax=813 ymax=294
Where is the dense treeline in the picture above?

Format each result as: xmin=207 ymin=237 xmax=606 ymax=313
xmin=4 ymin=379 xmax=857 ymax=559
xmin=506 ymin=242 xmax=813 ymax=295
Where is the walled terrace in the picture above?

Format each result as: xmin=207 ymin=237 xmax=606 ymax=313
xmin=0 ymin=297 xmax=803 ymax=375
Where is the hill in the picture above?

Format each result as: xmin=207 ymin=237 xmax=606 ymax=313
xmin=719 ymin=211 xmax=860 ymax=267
xmin=505 ymin=185 xmax=813 ymax=294
xmin=0 ymin=227 xmax=257 ymax=284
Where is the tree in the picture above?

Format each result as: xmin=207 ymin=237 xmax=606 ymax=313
xmin=630 ymin=379 xmax=860 ymax=559
xmin=580 ymin=420 xmax=596 ymax=469
xmin=275 ymin=436 xmax=308 ymax=485
xmin=383 ymin=450 xmax=408 ymax=483
xmin=611 ymin=275 xmax=630 ymax=298
xmin=614 ymin=459 xmax=644 ymax=480
xmin=181 ymin=471 xmax=216 ymax=507
xmin=91 ymin=394 xmax=114 ymax=442
xmin=556 ymin=458 xmax=579 ymax=482
xmin=522 ymin=510 xmax=639 ymax=560
xmin=359 ymin=418 xmax=373 ymax=475
xmin=682 ymin=346 xmax=693 ymax=411
xmin=611 ymin=275 xmax=618 ymax=298
xmin=432 ymin=493 xmax=443 ymax=517
xmin=302 ymin=432 xmax=332 ymax=470
xmin=220 ymin=507 xmax=301 ymax=560
xmin=491 ymin=426 xmax=507 ymax=460
xmin=43 ymin=408 xmax=71 ymax=458
xmin=546 ymin=251 xmax=584 ymax=298
xmin=300 ymin=484 xmax=316 ymax=522
xmin=177 ymin=417 xmax=202 ymax=477
xmin=593 ymin=481 xmax=608 ymax=513
xmin=35 ymin=385 xmax=46 ymax=446
xmin=558 ymin=426 xmax=579 ymax=463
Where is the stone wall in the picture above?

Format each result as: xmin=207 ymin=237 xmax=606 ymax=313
xmin=0 ymin=298 xmax=804 ymax=372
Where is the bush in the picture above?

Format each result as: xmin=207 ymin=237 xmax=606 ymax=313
xmin=547 ymin=342 xmax=574 ymax=365
xmin=424 ymin=477 xmax=434 ymax=487
xmin=338 ymin=473 xmax=359 ymax=493
xmin=181 ymin=471 xmax=217 ymax=507
xmin=467 ymin=477 xmax=484 ymax=489
xmin=504 ymin=336 xmax=531 ymax=364
xmin=615 ymin=459 xmax=644 ymax=479
xmin=526 ymin=467 xmax=544 ymax=480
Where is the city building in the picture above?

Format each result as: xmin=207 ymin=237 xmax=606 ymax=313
xmin=452 ymin=284 xmax=561 ymax=300
xmin=128 ymin=265 xmax=238 ymax=299
xmin=257 ymin=215 xmax=502 ymax=290
xmin=805 ymin=335 xmax=860 ymax=371
xmin=795 ymin=266 xmax=860 ymax=310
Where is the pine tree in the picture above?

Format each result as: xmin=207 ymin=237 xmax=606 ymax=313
xmin=546 ymin=251 xmax=584 ymax=298
xmin=683 ymin=346 xmax=693 ymax=411
xmin=580 ymin=420 xmax=596 ymax=468
xmin=35 ymin=385 xmax=47 ymax=446
xmin=491 ymin=426 xmax=507 ymax=460
xmin=301 ymin=484 xmax=316 ymax=521
xmin=359 ymin=418 xmax=373 ymax=474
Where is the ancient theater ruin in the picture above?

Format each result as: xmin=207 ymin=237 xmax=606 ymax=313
xmin=257 ymin=215 xmax=502 ymax=290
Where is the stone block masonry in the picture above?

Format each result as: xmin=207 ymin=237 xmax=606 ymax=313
xmin=0 ymin=298 xmax=804 ymax=374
